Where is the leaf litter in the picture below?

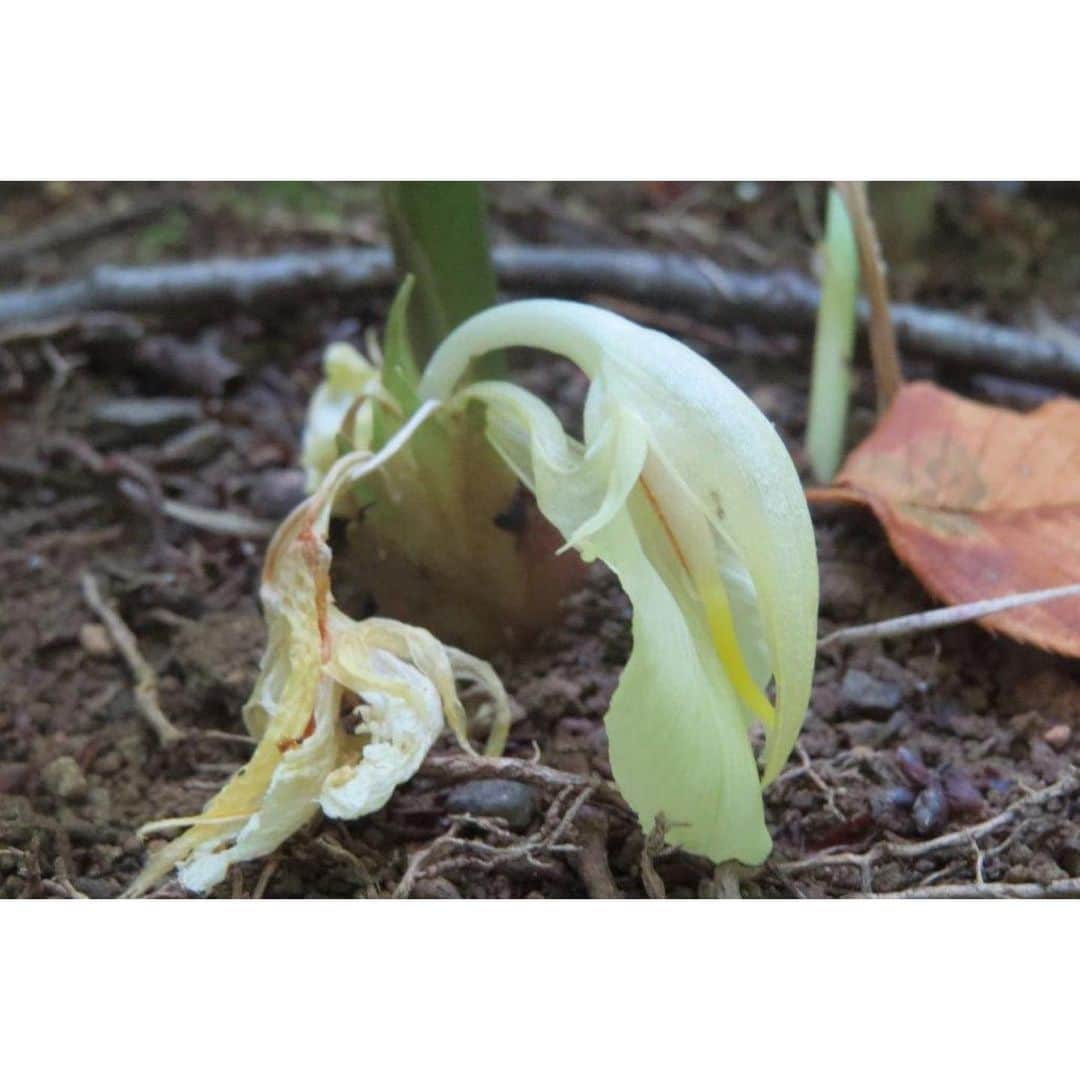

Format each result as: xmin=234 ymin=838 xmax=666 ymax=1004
xmin=811 ymin=380 xmax=1080 ymax=655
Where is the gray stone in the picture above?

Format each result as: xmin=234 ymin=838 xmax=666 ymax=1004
xmin=74 ymin=876 xmax=115 ymax=899
xmin=42 ymin=756 xmax=88 ymax=801
xmin=445 ymin=779 xmax=537 ymax=831
xmin=249 ymin=469 xmax=307 ymax=521
xmin=839 ymin=669 xmax=904 ymax=716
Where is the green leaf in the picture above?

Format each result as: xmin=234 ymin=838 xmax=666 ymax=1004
xmin=381 ymin=276 xmax=422 ymax=411
xmin=372 ymin=276 xmax=422 ymax=449
xmin=382 ymin=181 xmax=503 ymax=377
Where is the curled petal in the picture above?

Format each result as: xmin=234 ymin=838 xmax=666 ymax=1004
xmin=319 ymin=649 xmax=444 ymax=819
xmin=463 ymin=380 xmax=649 ymax=553
xmin=426 ymin=300 xmax=818 ymax=863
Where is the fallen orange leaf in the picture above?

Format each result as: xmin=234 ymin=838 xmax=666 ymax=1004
xmin=809 ymin=380 xmax=1080 ymax=655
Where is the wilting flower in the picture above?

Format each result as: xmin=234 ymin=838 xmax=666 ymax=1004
xmin=421 ymin=301 xmax=819 ymax=864
xmin=128 ymin=298 xmax=817 ymax=893
xmin=126 ymin=406 xmax=510 ymax=896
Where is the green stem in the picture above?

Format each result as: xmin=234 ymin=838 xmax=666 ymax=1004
xmin=805 ymin=188 xmax=859 ymax=483
xmin=381 ymin=182 xmax=503 ymax=377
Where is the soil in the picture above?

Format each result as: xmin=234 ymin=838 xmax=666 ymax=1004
xmin=1 ymin=182 xmax=1077 ymax=899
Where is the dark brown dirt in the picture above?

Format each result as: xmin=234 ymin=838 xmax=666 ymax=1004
xmin=1 ymin=182 xmax=1077 ymax=899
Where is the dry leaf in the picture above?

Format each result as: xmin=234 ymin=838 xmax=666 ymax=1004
xmin=811 ymin=380 xmax=1080 ymax=655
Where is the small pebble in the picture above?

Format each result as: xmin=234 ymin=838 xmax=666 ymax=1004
xmin=1043 ymin=724 xmax=1071 ymax=750
xmin=912 ymin=781 xmax=950 ymax=836
xmin=0 ymin=763 xmax=31 ymax=795
xmin=871 ymin=785 xmax=916 ymax=826
xmin=73 ymin=877 xmax=115 ymax=899
xmin=883 ymin=785 xmax=916 ymax=811
xmin=1059 ymin=842 xmax=1080 ymax=877
xmin=839 ymin=669 xmax=904 ymax=716
xmin=79 ymin=622 xmax=114 ymax=658
xmin=940 ymin=764 xmax=984 ymax=814
xmin=896 ymin=745 xmax=932 ymax=787
xmin=41 ymin=755 xmax=89 ymax=801
xmin=248 ymin=468 xmax=307 ymax=521
xmin=445 ymin=779 xmax=537 ymax=831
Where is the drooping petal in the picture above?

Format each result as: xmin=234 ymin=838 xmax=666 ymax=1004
xmin=601 ymin=323 xmax=818 ymax=783
xmin=425 ymin=300 xmax=817 ymax=787
xmin=585 ymin=503 xmax=772 ymax=863
xmin=424 ymin=301 xmax=818 ymax=864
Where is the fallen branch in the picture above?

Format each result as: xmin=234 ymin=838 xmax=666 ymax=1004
xmin=818 ymin=583 xmax=1080 ymax=649
xmin=2 ymin=246 xmax=1080 ymax=386
xmin=80 ymin=571 xmax=184 ymax=747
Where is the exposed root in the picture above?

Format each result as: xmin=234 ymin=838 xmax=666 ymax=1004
xmin=393 ymin=778 xmax=598 ymax=898
xmin=772 ymin=767 xmax=1078 ymax=894
xmin=880 ymin=877 xmax=1080 ymax=899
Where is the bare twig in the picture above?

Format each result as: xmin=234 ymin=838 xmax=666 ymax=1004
xmin=315 ymin=834 xmax=380 ymax=898
xmin=394 ymin=769 xmax=597 ymax=897
xmin=790 ymin=743 xmax=846 ymax=821
xmin=190 ymin=729 xmax=256 ymax=746
xmin=572 ymin=809 xmax=619 ymax=900
xmin=818 ymin=583 xmax=1080 ymax=649
xmin=251 ymin=856 xmax=280 ymax=900
xmin=835 ymin=181 xmax=904 ymax=409
xmin=2 ymin=246 xmax=1080 ymax=386
xmin=80 ymin=571 xmax=184 ymax=747
xmin=640 ymin=815 xmax=669 ymax=899
xmin=159 ymin=498 xmax=276 ymax=539
xmin=880 ymin=878 xmax=1080 ymax=899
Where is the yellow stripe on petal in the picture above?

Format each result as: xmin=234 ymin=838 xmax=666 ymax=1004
xmin=701 ymin=579 xmax=776 ymax=728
